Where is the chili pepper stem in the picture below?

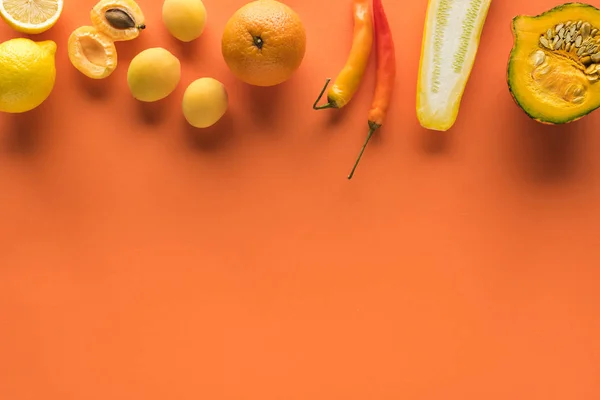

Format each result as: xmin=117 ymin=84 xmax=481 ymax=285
xmin=312 ymin=78 xmax=335 ymax=110
xmin=347 ymin=121 xmax=381 ymax=179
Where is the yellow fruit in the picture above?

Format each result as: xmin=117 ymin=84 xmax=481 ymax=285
xmin=182 ymin=78 xmax=228 ymax=128
xmin=221 ymin=0 xmax=306 ymax=87
xmin=127 ymin=47 xmax=181 ymax=102
xmin=162 ymin=0 xmax=207 ymax=42
xmin=0 ymin=38 xmax=56 ymax=113
xmin=0 ymin=0 xmax=63 ymax=34
xmin=68 ymin=26 xmax=117 ymax=80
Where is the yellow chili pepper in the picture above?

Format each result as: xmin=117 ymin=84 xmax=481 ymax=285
xmin=312 ymin=0 xmax=373 ymax=110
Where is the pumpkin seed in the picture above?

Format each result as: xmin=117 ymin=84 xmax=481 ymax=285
xmin=565 ymin=21 xmax=572 ymax=27
xmin=578 ymin=46 xmax=586 ymax=56
xmin=547 ymin=29 xmax=554 ymax=39
xmin=577 ymin=20 xmax=583 ymax=29
xmin=585 ymin=63 xmax=595 ymax=74
xmin=582 ymin=22 xmax=591 ymax=38
xmin=553 ymin=36 xmax=559 ymax=46
xmin=105 ymin=8 xmax=137 ymax=30
xmin=573 ymin=96 xmax=585 ymax=104
xmin=566 ymin=42 xmax=572 ymax=52
xmin=592 ymin=28 xmax=599 ymax=37
xmin=559 ymin=28 xmax=565 ymax=39
xmin=576 ymin=35 xmax=583 ymax=47
xmin=587 ymin=74 xmax=599 ymax=82
xmin=566 ymin=32 xmax=573 ymax=43
xmin=592 ymin=53 xmax=600 ymax=62
xmin=556 ymin=23 xmax=564 ymax=32
xmin=581 ymin=55 xmax=592 ymax=65
xmin=531 ymin=50 xmax=546 ymax=67
xmin=540 ymin=36 xmax=550 ymax=48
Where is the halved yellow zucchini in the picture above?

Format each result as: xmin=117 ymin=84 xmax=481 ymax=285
xmin=416 ymin=0 xmax=492 ymax=131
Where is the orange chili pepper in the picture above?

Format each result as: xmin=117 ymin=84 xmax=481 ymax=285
xmin=312 ymin=0 xmax=373 ymax=110
xmin=347 ymin=0 xmax=396 ymax=179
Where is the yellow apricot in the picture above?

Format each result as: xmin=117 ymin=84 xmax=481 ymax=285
xmin=162 ymin=0 xmax=207 ymax=42
xmin=182 ymin=78 xmax=228 ymax=128
xmin=127 ymin=48 xmax=181 ymax=102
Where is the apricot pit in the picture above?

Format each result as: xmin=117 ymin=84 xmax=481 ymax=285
xmin=68 ymin=26 xmax=117 ymax=79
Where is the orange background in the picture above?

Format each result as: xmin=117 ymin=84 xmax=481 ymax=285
xmin=1 ymin=0 xmax=600 ymax=399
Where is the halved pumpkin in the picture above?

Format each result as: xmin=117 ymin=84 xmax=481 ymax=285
xmin=508 ymin=3 xmax=600 ymax=124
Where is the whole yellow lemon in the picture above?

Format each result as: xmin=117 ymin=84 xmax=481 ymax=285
xmin=182 ymin=78 xmax=228 ymax=128
xmin=127 ymin=47 xmax=181 ymax=102
xmin=0 ymin=38 xmax=56 ymax=113
xmin=162 ymin=0 xmax=207 ymax=42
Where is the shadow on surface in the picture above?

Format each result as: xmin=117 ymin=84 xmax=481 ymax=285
xmin=184 ymin=112 xmax=235 ymax=151
xmin=173 ymin=38 xmax=197 ymax=61
xmin=513 ymin=121 xmax=577 ymax=183
xmin=420 ymin=127 xmax=452 ymax=154
xmin=116 ymin=34 xmax=149 ymax=62
xmin=137 ymin=98 xmax=170 ymax=125
xmin=503 ymin=100 xmax=581 ymax=184
xmin=76 ymin=70 xmax=114 ymax=99
xmin=170 ymin=29 xmax=212 ymax=62
xmin=243 ymin=82 xmax=285 ymax=128
xmin=323 ymin=100 xmax=360 ymax=129
xmin=4 ymin=109 xmax=43 ymax=155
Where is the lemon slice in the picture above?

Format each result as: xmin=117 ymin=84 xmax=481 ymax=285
xmin=0 ymin=0 xmax=63 ymax=34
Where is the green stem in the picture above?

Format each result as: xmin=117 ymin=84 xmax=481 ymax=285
xmin=312 ymin=78 xmax=335 ymax=110
xmin=347 ymin=122 xmax=381 ymax=180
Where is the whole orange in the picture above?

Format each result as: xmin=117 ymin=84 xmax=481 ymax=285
xmin=221 ymin=0 xmax=306 ymax=87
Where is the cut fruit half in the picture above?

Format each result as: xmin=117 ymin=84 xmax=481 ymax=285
xmin=90 ymin=0 xmax=146 ymax=42
xmin=508 ymin=3 xmax=600 ymax=124
xmin=416 ymin=0 xmax=492 ymax=131
xmin=68 ymin=26 xmax=117 ymax=80
xmin=0 ymin=0 xmax=63 ymax=34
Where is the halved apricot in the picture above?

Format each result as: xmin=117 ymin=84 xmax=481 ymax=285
xmin=68 ymin=26 xmax=117 ymax=79
xmin=90 ymin=0 xmax=146 ymax=42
